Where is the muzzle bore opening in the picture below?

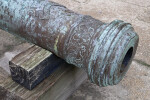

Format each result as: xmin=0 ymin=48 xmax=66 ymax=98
xmin=120 ymin=47 xmax=133 ymax=74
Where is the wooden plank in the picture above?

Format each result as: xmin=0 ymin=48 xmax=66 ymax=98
xmin=9 ymin=45 xmax=65 ymax=90
xmin=38 ymin=65 xmax=87 ymax=100
xmin=0 ymin=45 xmax=88 ymax=100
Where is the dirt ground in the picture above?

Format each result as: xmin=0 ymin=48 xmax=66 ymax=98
xmin=0 ymin=0 xmax=150 ymax=100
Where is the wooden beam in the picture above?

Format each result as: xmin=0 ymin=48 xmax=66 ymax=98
xmin=0 ymin=45 xmax=87 ymax=100
xmin=9 ymin=45 xmax=65 ymax=90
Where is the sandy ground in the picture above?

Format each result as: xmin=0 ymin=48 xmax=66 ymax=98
xmin=0 ymin=0 xmax=150 ymax=100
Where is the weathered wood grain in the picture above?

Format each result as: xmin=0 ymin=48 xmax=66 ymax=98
xmin=9 ymin=45 xmax=65 ymax=90
xmin=0 ymin=45 xmax=87 ymax=100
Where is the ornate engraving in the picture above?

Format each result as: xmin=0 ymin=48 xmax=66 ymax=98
xmin=0 ymin=0 xmax=139 ymax=87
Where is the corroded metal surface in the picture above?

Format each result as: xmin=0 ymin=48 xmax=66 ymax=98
xmin=0 ymin=0 xmax=139 ymax=86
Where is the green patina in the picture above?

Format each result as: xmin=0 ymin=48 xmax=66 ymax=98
xmin=0 ymin=0 xmax=139 ymax=87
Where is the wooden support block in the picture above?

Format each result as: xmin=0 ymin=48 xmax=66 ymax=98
xmin=9 ymin=45 xmax=65 ymax=90
xmin=0 ymin=45 xmax=87 ymax=100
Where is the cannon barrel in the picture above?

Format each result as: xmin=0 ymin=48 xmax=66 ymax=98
xmin=0 ymin=0 xmax=139 ymax=87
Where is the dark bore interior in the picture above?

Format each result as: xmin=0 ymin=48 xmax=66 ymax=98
xmin=120 ymin=47 xmax=133 ymax=74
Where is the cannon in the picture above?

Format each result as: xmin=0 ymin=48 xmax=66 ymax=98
xmin=0 ymin=0 xmax=139 ymax=87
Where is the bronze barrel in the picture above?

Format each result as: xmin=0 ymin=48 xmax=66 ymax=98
xmin=0 ymin=0 xmax=139 ymax=86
